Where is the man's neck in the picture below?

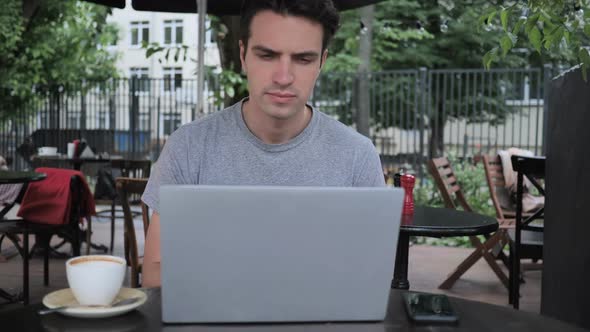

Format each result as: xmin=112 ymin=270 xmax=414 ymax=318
xmin=242 ymin=101 xmax=312 ymax=145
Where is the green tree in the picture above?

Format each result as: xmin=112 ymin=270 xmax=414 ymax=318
xmin=322 ymin=0 xmax=576 ymax=157
xmin=485 ymin=0 xmax=590 ymax=79
xmin=0 ymin=0 xmax=119 ymax=121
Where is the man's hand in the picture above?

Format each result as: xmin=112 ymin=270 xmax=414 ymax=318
xmin=142 ymin=212 xmax=161 ymax=287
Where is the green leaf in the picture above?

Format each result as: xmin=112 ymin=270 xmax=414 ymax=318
xmin=500 ymin=8 xmax=510 ymax=32
xmin=478 ymin=14 xmax=488 ymax=30
xmin=544 ymin=26 xmax=563 ymax=50
xmin=500 ymin=35 xmax=513 ymax=56
xmin=483 ymin=47 xmax=498 ymax=69
xmin=529 ymin=27 xmax=542 ymax=53
xmin=145 ymin=46 xmax=163 ymax=58
xmin=584 ymin=25 xmax=590 ymax=37
xmin=525 ymin=13 xmax=540 ymax=35
xmin=487 ymin=10 xmax=497 ymax=25
xmin=513 ymin=16 xmax=526 ymax=34
xmin=226 ymin=86 xmax=235 ymax=98
xmin=564 ymin=30 xmax=571 ymax=45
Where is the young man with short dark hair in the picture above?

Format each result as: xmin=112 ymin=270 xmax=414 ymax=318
xmin=141 ymin=0 xmax=384 ymax=287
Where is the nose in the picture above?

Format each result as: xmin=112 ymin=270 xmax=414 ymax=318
xmin=272 ymin=58 xmax=294 ymax=87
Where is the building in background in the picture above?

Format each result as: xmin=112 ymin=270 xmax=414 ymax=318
xmin=106 ymin=3 xmax=220 ymax=80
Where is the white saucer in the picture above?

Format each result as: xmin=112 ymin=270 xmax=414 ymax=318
xmin=42 ymin=288 xmax=147 ymax=319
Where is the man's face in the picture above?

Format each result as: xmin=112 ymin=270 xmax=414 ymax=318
xmin=240 ymin=10 xmax=327 ymax=121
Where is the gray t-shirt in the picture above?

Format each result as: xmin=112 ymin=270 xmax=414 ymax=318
xmin=142 ymin=100 xmax=385 ymax=212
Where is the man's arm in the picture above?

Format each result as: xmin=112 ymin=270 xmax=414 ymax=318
xmin=142 ymin=212 xmax=161 ymax=287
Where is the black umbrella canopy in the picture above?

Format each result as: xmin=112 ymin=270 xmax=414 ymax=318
xmin=83 ymin=0 xmax=125 ymax=9
xmin=85 ymin=0 xmax=385 ymax=15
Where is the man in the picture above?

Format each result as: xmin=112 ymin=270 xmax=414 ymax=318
xmin=141 ymin=0 xmax=385 ymax=287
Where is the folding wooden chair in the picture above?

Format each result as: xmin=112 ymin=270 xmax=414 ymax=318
xmin=428 ymin=157 xmax=510 ymax=290
xmin=482 ymin=155 xmax=516 ymax=266
xmin=116 ymin=177 xmax=150 ymax=288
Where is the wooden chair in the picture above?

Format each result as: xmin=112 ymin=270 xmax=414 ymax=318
xmin=428 ymin=157 xmax=510 ymax=290
xmin=94 ymin=159 xmax=151 ymax=253
xmin=510 ymin=155 xmax=545 ymax=309
xmin=116 ymin=177 xmax=150 ymax=288
xmin=482 ymin=155 xmax=515 ymax=266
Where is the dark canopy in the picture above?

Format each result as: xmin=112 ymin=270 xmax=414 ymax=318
xmin=83 ymin=0 xmax=384 ymax=15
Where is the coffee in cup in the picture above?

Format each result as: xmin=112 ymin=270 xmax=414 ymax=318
xmin=66 ymin=255 xmax=126 ymax=306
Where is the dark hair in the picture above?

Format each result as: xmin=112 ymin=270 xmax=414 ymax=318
xmin=240 ymin=0 xmax=340 ymax=54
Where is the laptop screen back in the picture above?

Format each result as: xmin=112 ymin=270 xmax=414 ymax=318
xmin=160 ymin=185 xmax=403 ymax=323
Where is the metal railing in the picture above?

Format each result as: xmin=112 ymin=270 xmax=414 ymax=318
xmin=1 ymin=66 xmax=554 ymax=173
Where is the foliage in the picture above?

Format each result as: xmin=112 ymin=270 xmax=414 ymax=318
xmin=485 ymin=0 xmax=590 ymax=79
xmin=143 ymin=41 xmax=190 ymax=63
xmin=205 ymin=66 xmax=247 ymax=108
xmin=412 ymin=157 xmax=495 ymax=247
xmin=142 ymin=19 xmax=248 ymax=108
xmin=0 ymin=0 xmax=119 ymax=121
xmin=323 ymin=0 xmax=577 ymax=157
xmin=326 ymin=0 xmax=538 ymax=72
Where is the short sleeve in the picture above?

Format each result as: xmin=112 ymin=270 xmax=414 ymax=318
xmin=141 ymin=128 xmax=191 ymax=213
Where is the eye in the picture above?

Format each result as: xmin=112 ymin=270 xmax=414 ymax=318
xmin=258 ymin=53 xmax=274 ymax=60
xmin=294 ymin=56 xmax=315 ymax=65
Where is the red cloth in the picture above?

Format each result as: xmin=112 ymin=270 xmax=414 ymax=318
xmin=17 ymin=167 xmax=96 ymax=225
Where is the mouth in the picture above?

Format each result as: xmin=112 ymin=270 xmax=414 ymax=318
xmin=266 ymin=92 xmax=296 ymax=104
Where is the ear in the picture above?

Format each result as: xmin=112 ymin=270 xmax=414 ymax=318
xmin=319 ymin=50 xmax=328 ymax=69
xmin=239 ymin=40 xmax=247 ymax=74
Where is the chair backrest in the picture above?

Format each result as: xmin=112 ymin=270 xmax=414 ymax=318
xmin=510 ymin=155 xmax=545 ymax=224
xmin=482 ymin=155 xmax=508 ymax=221
xmin=111 ymin=159 xmax=151 ymax=179
xmin=116 ymin=177 xmax=149 ymax=272
xmin=427 ymin=157 xmax=472 ymax=212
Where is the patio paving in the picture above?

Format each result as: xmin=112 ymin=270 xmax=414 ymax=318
xmin=0 ymin=206 xmax=541 ymax=313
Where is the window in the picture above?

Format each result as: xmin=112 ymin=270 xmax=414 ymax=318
xmin=163 ymin=67 xmax=182 ymax=92
xmin=162 ymin=113 xmax=182 ymax=135
xmin=130 ymin=67 xmax=150 ymax=92
xmin=130 ymin=21 xmax=150 ymax=46
xmin=163 ymin=19 xmax=183 ymax=45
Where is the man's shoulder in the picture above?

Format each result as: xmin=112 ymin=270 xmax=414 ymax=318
xmin=315 ymin=110 xmax=373 ymax=148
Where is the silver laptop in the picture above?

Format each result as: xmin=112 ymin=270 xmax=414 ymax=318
xmin=159 ymin=185 xmax=404 ymax=323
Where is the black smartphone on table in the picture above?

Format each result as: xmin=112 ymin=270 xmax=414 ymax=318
xmin=402 ymin=291 xmax=459 ymax=324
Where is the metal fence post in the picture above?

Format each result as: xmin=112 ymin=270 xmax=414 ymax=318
xmin=80 ymin=81 xmax=87 ymax=130
xmin=356 ymin=71 xmax=371 ymax=137
xmin=130 ymin=77 xmax=138 ymax=158
xmin=542 ymin=64 xmax=553 ymax=155
xmin=418 ymin=67 xmax=428 ymax=181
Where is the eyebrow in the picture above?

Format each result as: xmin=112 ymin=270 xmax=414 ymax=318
xmin=251 ymin=45 xmax=320 ymax=59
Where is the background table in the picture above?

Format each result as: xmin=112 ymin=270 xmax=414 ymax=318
xmin=31 ymin=155 xmax=121 ymax=171
xmin=392 ymin=206 xmax=498 ymax=290
xmin=1 ymin=288 xmax=587 ymax=332
xmin=0 ymin=171 xmax=46 ymax=185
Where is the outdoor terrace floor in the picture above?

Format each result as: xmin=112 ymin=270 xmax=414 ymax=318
xmin=0 ymin=207 xmax=541 ymax=313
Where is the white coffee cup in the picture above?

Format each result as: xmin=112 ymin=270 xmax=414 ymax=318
xmin=67 ymin=143 xmax=75 ymax=158
xmin=66 ymin=255 xmax=126 ymax=306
